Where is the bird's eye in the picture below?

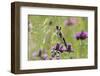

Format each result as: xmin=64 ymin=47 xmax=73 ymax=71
xmin=56 ymin=26 xmax=59 ymax=30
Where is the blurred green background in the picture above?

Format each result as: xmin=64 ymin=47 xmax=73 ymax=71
xmin=28 ymin=15 xmax=88 ymax=60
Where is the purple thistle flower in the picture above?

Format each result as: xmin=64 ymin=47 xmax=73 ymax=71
xmin=51 ymin=42 xmax=74 ymax=53
xmin=59 ymin=45 xmax=63 ymax=50
xmin=32 ymin=51 xmax=38 ymax=57
xmin=52 ymin=43 xmax=73 ymax=52
xmin=66 ymin=43 xmax=73 ymax=52
xmin=75 ymin=31 xmax=88 ymax=40
xmin=59 ymin=46 xmax=66 ymax=53
xmin=55 ymin=43 xmax=60 ymax=50
xmin=58 ymin=45 xmax=64 ymax=53
xmin=52 ymin=43 xmax=66 ymax=53
xmin=64 ymin=17 xmax=78 ymax=26
xmin=42 ymin=53 xmax=48 ymax=60
xmin=52 ymin=43 xmax=60 ymax=51
xmin=75 ymin=32 xmax=81 ymax=40
xmin=80 ymin=31 xmax=88 ymax=40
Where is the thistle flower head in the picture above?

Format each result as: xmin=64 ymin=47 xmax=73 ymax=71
xmin=32 ymin=51 xmax=38 ymax=57
xmin=64 ymin=17 xmax=78 ymax=26
xmin=42 ymin=53 xmax=48 ymax=60
xmin=66 ymin=43 xmax=73 ymax=52
xmin=55 ymin=43 xmax=60 ymax=50
xmin=52 ymin=43 xmax=65 ymax=53
xmin=75 ymin=31 xmax=88 ymax=40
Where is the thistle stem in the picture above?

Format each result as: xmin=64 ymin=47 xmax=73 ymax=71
xmin=80 ymin=40 xmax=82 ymax=58
xmin=68 ymin=52 xmax=71 ymax=59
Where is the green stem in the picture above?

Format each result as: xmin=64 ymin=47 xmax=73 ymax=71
xmin=80 ymin=40 xmax=82 ymax=58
